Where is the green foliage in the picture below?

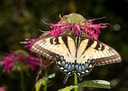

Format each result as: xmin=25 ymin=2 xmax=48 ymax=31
xmin=12 ymin=61 xmax=29 ymax=72
xmin=78 ymin=80 xmax=111 ymax=89
xmin=58 ymin=80 xmax=110 ymax=91
xmin=35 ymin=73 xmax=55 ymax=91
xmin=58 ymin=85 xmax=78 ymax=91
xmin=35 ymin=77 xmax=48 ymax=91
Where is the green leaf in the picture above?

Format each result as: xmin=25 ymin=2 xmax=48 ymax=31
xmin=35 ymin=79 xmax=42 ymax=91
xmin=78 ymin=80 xmax=111 ymax=89
xmin=35 ymin=73 xmax=55 ymax=91
xmin=35 ymin=78 xmax=48 ymax=91
xmin=58 ymin=85 xmax=78 ymax=91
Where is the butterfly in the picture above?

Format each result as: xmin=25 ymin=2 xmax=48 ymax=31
xmin=31 ymin=35 xmax=121 ymax=84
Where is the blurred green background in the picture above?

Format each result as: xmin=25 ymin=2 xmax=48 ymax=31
xmin=0 ymin=0 xmax=128 ymax=91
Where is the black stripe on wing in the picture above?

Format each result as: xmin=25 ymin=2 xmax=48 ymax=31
xmin=31 ymin=36 xmax=74 ymax=61
xmin=31 ymin=36 xmax=62 ymax=60
xmin=61 ymin=36 xmax=71 ymax=54
xmin=49 ymin=36 xmax=60 ymax=45
xmin=81 ymin=39 xmax=94 ymax=55
xmin=75 ymin=36 xmax=81 ymax=57
xmin=92 ymin=40 xmax=122 ymax=66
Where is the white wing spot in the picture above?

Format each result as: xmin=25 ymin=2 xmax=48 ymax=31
xmin=89 ymin=64 xmax=93 ymax=68
xmin=82 ymin=71 xmax=85 ymax=74
xmin=60 ymin=67 xmax=64 ymax=70
xmin=85 ymin=70 xmax=89 ymax=73
xmin=68 ymin=72 xmax=71 ymax=75
xmin=77 ymin=72 xmax=80 ymax=76
xmin=58 ymin=61 xmax=61 ymax=65
xmin=64 ymin=69 xmax=67 ymax=72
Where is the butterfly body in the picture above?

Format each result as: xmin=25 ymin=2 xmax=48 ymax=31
xmin=32 ymin=35 xmax=121 ymax=83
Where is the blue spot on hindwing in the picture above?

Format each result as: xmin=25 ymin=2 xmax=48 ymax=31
xmin=60 ymin=56 xmax=64 ymax=61
xmin=81 ymin=64 xmax=85 ymax=70
xmin=68 ymin=64 xmax=72 ymax=71
xmin=75 ymin=64 xmax=79 ymax=71
xmin=62 ymin=61 xmax=66 ymax=66
xmin=64 ymin=63 xmax=68 ymax=69
xmin=71 ymin=64 xmax=74 ymax=70
xmin=78 ymin=65 xmax=82 ymax=72
xmin=85 ymin=63 xmax=88 ymax=69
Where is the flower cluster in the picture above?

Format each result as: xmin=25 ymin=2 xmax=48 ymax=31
xmin=50 ymin=23 xmax=71 ymax=36
xmin=50 ymin=19 xmax=108 ymax=40
xmin=20 ymin=39 xmax=37 ymax=51
xmin=0 ymin=50 xmax=39 ymax=73
xmin=0 ymin=86 xmax=6 ymax=91
xmin=22 ymin=13 xmax=108 ymax=51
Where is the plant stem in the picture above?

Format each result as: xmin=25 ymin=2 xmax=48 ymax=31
xmin=44 ymin=71 xmax=48 ymax=91
xmin=74 ymin=73 xmax=78 ymax=91
xmin=20 ymin=71 xmax=25 ymax=91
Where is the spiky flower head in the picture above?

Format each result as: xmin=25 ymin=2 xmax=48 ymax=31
xmin=50 ymin=13 xmax=108 ymax=40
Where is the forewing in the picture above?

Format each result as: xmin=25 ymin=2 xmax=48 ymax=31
xmin=31 ymin=36 xmax=76 ymax=62
xmin=77 ymin=38 xmax=122 ymax=66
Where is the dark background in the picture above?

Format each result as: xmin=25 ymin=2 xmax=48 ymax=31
xmin=0 ymin=0 xmax=128 ymax=91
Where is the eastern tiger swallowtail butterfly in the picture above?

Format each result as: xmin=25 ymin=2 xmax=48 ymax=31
xmin=31 ymin=36 xmax=121 ymax=84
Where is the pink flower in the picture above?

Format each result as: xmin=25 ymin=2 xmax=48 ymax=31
xmin=50 ymin=23 xmax=71 ymax=36
xmin=86 ymin=23 xmax=108 ymax=39
xmin=26 ymin=55 xmax=39 ymax=71
xmin=0 ymin=50 xmax=40 ymax=73
xmin=1 ymin=53 xmax=15 ymax=73
xmin=49 ymin=18 xmax=108 ymax=40
xmin=20 ymin=39 xmax=37 ymax=51
xmin=0 ymin=86 xmax=6 ymax=91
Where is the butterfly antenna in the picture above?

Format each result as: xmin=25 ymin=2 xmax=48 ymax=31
xmin=38 ymin=29 xmax=49 ymax=33
xmin=93 ymin=17 xmax=107 ymax=21
xmin=41 ymin=19 xmax=50 ymax=25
